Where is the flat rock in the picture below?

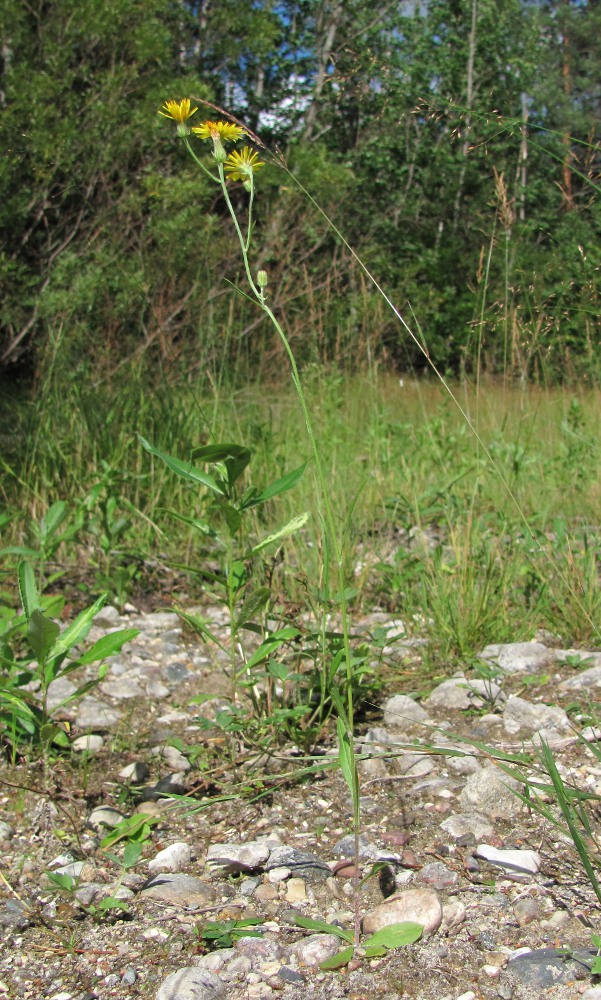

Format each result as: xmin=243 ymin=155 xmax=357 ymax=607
xmin=75 ymin=696 xmax=121 ymax=730
xmin=506 ymin=948 xmax=598 ymax=988
xmin=503 ymin=695 xmax=570 ymax=736
xmin=382 ymin=694 xmax=430 ymax=726
xmin=362 ymin=887 xmax=442 ymax=936
xmin=476 ymin=845 xmax=541 ymax=876
xmin=459 ymin=765 xmax=521 ymax=819
xmin=479 ymin=641 xmax=554 ymax=675
xmin=148 ymin=842 xmax=192 ymax=873
xmin=87 ymin=807 xmax=126 ymax=831
xmin=206 ymin=841 xmax=270 ymax=874
xmin=139 ymin=873 xmax=216 ymax=907
xmin=155 ymin=967 xmax=226 ymax=1000
xmin=425 ymin=676 xmax=503 ymax=710
xmin=559 ymin=665 xmax=601 ymax=691
xmin=265 ymin=846 xmax=331 ymax=884
xmin=440 ymin=812 xmax=494 ymax=841
xmin=71 ymin=734 xmax=104 ymax=753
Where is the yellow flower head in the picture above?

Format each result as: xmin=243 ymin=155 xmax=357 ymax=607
xmin=158 ymin=99 xmax=198 ymax=125
xmin=224 ymin=147 xmax=265 ymax=183
xmin=191 ymin=120 xmax=246 ymax=143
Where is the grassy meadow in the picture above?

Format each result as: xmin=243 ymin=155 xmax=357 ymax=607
xmin=2 ymin=369 xmax=600 ymax=665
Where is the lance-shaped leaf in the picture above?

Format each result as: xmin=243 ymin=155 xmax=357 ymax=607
xmin=242 ymin=462 xmax=307 ymax=508
xmin=362 ymin=921 xmax=423 ymax=954
xmin=138 ymin=436 xmax=224 ymax=495
xmin=245 ymin=627 xmax=300 ymax=671
xmin=18 ymin=561 xmax=39 ymax=620
xmin=27 ymin=609 xmax=60 ymax=665
xmin=246 ymin=512 xmax=309 ymax=558
xmin=74 ymin=629 xmax=140 ymax=666
xmin=191 ymin=443 xmax=252 ymax=489
xmin=46 ymin=594 xmax=107 ymax=663
xmin=235 ymin=587 xmax=271 ymax=629
xmin=293 ymin=916 xmax=354 ymax=944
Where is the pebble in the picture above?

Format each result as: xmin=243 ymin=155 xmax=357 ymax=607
xmin=285 ymin=877 xmax=307 ymax=902
xmin=362 ymin=887 xmax=442 ymax=935
xmin=382 ymin=693 xmax=430 ymax=725
xmin=87 ymin=806 xmax=126 ymax=831
xmin=155 ymin=967 xmax=226 ymax=1000
xmin=440 ymin=812 xmax=494 ymax=840
xmin=206 ymin=841 xmax=270 ymax=874
xmin=265 ymin=846 xmax=331 ymax=884
xmin=0 ymin=822 xmax=13 ymax=842
xmin=139 ymin=873 xmax=216 ymax=907
xmin=290 ymin=933 xmax=341 ymax=966
xmin=148 ymin=841 xmax=192 ymax=873
xmin=74 ymin=695 xmax=121 ymax=730
xmin=71 ymin=733 xmax=104 ymax=752
xmin=425 ymin=676 xmax=504 ymax=710
xmin=506 ymin=947 xmax=599 ymax=987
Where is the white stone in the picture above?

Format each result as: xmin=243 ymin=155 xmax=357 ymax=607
xmin=459 ymin=766 xmax=521 ymax=819
xmin=362 ymin=887 xmax=442 ymax=936
xmin=479 ymin=641 xmax=554 ymax=674
xmin=503 ymin=695 xmax=570 ymax=736
xmin=440 ymin=812 xmax=494 ymax=841
xmin=476 ymin=845 xmax=541 ymax=875
xmin=72 ymin=734 xmax=104 ymax=753
xmin=148 ymin=842 xmax=192 ymax=873
xmin=206 ymin=841 xmax=270 ymax=874
xmin=155 ymin=967 xmax=226 ymax=1000
xmin=290 ymin=933 xmax=341 ymax=967
xmin=382 ymin=694 xmax=430 ymax=726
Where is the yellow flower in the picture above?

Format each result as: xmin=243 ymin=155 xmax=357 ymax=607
xmin=224 ymin=147 xmax=265 ymax=182
xmin=158 ymin=99 xmax=198 ymax=125
xmin=191 ymin=120 xmax=246 ymax=143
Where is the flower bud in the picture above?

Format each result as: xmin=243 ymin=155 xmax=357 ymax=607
xmin=257 ymin=270 xmax=268 ymax=289
xmin=212 ymin=137 xmax=227 ymax=162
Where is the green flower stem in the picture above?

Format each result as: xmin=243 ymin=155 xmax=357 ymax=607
xmin=216 ymin=158 xmax=360 ymax=945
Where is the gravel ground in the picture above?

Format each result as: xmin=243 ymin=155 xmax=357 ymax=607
xmin=1 ymin=605 xmax=600 ymax=1000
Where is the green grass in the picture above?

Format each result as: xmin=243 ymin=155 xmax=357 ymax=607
xmin=1 ymin=371 xmax=600 ymax=657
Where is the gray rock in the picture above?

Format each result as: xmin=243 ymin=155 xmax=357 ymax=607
xmin=45 ymin=676 xmax=77 ymax=712
xmin=235 ymin=937 xmax=284 ymax=964
xmin=506 ymin=948 xmax=598 ymax=988
xmin=559 ymin=665 xmax=601 ymax=691
xmin=139 ymin=773 xmax=187 ymax=801
xmin=416 ymin=862 xmax=459 ymax=890
xmin=459 ymin=766 xmax=521 ymax=819
xmin=75 ymin=696 xmax=121 ymax=730
xmin=265 ymin=846 xmax=331 ymax=884
xmin=475 ymin=845 xmax=541 ymax=876
xmin=118 ymin=761 xmax=150 ymax=783
xmin=94 ymin=605 xmax=121 ymax=625
xmin=479 ymin=641 xmax=554 ymax=675
xmin=426 ymin=676 xmax=504 ymax=710
xmin=155 ymin=967 xmax=226 ymax=1000
xmin=148 ymin=842 xmax=192 ymax=873
xmin=446 ymin=754 xmax=481 ymax=776
xmin=141 ymin=612 xmax=181 ymax=631
xmin=153 ymin=744 xmax=192 ymax=772
xmin=290 ymin=933 xmax=341 ymax=967
xmin=440 ymin=812 xmax=494 ymax=841
xmin=0 ymin=821 xmax=13 ymax=842
xmin=503 ymin=695 xmax=570 ymax=737
xmin=87 ymin=807 xmax=126 ymax=831
xmin=139 ymin=873 xmax=216 ymax=907
xmin=100 ymin=674 xmax=145 ymax=700
xmin=0 ymin=899 xmax=30 ymax=929
xmin=332 ymin=834 xmax=376 ymax=860
xmin=382 ymin=694 xmax=430 ymax=726
xmin=206 ymin=841 xmax=270 ymax=874
xmin=391 ymin=752 xmax=436 ymax=778
xmin=362 ymin=887 xmax=442 ymax=936
xmin=196 ymin=950 xmax=252 ymax=982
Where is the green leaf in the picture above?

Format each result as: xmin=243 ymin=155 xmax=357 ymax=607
xmin=175 ymin=609 xmax=229 ymax=655
xmin=293 ymin=915 xmax=354 ymax=944
xmin=362 ymin=922 xmax=423 ymax=951
xmin=18 ymin=562 xmax=39 ymax=620
xmin=246 ymin=512 xmax=309 ymax=557
xmin=337 ymin=716 xmax=360 ymax=823
xmin=96 ymin=895 xmax=129 ymax=912
xmin=160 ymin=508 xmax=216 ymax=537
xmin=47 ymin=594 xmax=107 ymax=663
xmin=244 ymin=463 xmax=307 ymax=507
xmin=75 ymin=628 xmax=140 ymax=666
xmin=46 ymin=872 xmax=76 ymax=891
xmin=99 ymin=813 xmax=158 ymax=849
xmin=220 ymin=501 xmax=242 ymax=536
xmin=27 ymin=608 xmax=60 ymax=664
xmin=122 ymin=841 xmax=143 ymax=869
xmin=139 ymin=436 xmax=224 ymax=495
xmin=41 ymin=501 xmax=68 ymax=539
xmin=191 ymin=443 xmax=252 ymax=488
xmin=319 ymin=946 xmax=355 ymax=970
xmin=245 ymin=627 xmax=300 ymax=670
xmin=591 ymin=955 xmax=601 ymax=975
xmin=235 ymin=587 xmax=271 ymax=629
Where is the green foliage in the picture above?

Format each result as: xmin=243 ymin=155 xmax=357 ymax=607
xmin=196 ymin=917 xmax=265 ymax=951
xmin=292 ymin=914 xmax=423 ymax=970
xmin=0 ymin=561 xmax=139 ymax=750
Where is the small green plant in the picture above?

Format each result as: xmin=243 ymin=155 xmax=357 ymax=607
xmin=0 ymin=500 xmax=84 ymax=588
xmin=293 ymin=915 xmax=423 ymax=969
xmin=196 ymin=916 xmax=265 ymax=951
xmin=46 ymin=841 xmax=142 ymax=921
xmin=0 ymin=561 xmax=139 ymax=750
